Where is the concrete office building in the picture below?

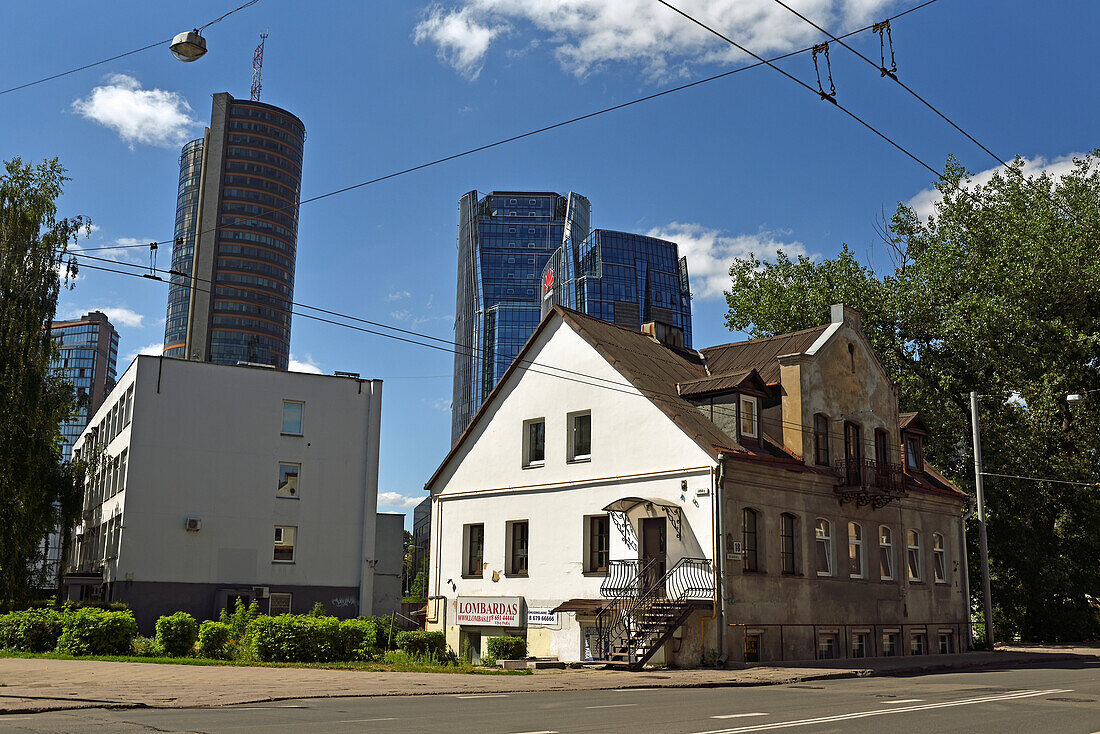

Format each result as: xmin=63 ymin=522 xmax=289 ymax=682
xmin=164 ymin=92 xmax=305 ymax=370
xmin=67 ymin=356 xmax=397 ymax=630
xmin=451 ymin=191 xmax=692 ymax=442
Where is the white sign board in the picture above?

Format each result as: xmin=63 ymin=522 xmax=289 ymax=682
xmin=456 ymin=596 xmax=524 ymax=627
xmin=526 ymin=608 xmax=558 ymax=627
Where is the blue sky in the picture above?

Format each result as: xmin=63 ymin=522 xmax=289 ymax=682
xmin=5 ymin=0 xmax=1095 ymax=525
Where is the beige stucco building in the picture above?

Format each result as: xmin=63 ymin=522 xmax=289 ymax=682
xmin=425 ymin=305 xmax=970 ymax=666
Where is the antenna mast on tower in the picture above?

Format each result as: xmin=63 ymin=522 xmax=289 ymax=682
xmin=250 ymin=33 xmax=267 ymax=101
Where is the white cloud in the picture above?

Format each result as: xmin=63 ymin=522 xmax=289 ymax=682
xmin=79 ymin=223 xmax=100 ymax=237
xmin=906 ymin=153 xmax=1093 ymax=221
xmin=385 ymin=290 xmax=412 ymax=302
xmin=124 ymin=342 xmax=163 ymax=364
xmin=288 ymin=353 xmax=323 ymax=374
xmin=97 ymin=237 xmax=154 ymax=264
xmin=378 ymin=491 xmax=425 ymax=509
xmin=63 ymin=306 xmax=146 ymax=328
xmin=647 ymin=222 xmax=808 ymax=299
xmin=414 ymin=0 xmax=898 ymax=80
xmin=430 ymin=397 xmax=452 ymax=412
xmin=72 ymin=74 xmax=199 ymax=149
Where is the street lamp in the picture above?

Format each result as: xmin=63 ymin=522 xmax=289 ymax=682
xmin=170 ymin=30 xmax=208 ymax=62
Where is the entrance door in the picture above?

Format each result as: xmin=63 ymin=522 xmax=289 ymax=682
xmin=640 ymin=517 xmax=667 ymax=596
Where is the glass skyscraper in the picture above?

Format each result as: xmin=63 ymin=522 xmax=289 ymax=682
xmin=451 ymin=190 xmax=692 ymax=442
xmin=163 ymin=92 xmax=305 ymax=369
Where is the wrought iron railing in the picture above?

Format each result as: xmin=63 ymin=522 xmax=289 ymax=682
xmin=594 ymin=557 xmax=713 ymax=663
xmin=834 ymin=458 xmax=904 ymax=493
xmin=601 ymin=558 xmax=657 ymax=598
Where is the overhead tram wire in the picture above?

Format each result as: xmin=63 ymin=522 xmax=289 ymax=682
xmin=70 ymin=250 xmax=928 ymax=444
xmin=64 ymin=0 xmax=944 ymax=255
xmin=765 ymin=0 xmax=1078 ymax=221
xmin=0 ymin=0 xmax=263 ymax=96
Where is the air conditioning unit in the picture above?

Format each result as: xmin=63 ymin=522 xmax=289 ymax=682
xmin=253 ymin=586 xmax=269 ymax=599
xmin=185 ymin=517 xmax=202 ymax=532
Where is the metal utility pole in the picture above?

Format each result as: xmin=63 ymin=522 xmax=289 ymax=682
xmin=969 ymin=391 xmax=995 ymax=649
xmin=251 ymin=33 xmax=267 ymax=102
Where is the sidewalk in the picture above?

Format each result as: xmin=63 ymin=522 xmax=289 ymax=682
xmin=0 ymin=646 xmax=1095 ymax=714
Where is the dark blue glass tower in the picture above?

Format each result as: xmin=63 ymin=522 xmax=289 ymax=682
xmin=451 ymin=191 xmax=692 ymax=442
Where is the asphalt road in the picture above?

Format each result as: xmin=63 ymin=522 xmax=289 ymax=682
xmin=2 ymin=660 xmax=1097 ymax=733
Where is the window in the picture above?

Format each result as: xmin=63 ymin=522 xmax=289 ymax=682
xmin=780 ymin=513 xmax=798 ymax=575
xmin=848 ymin=342 xmax=856 ymax=372
xmin=281 ymin=400 xmax=303 ymax=435
xmin=118 ymin=449 xmax=127 ymax=494
xmin=875 ymin=428 xmax=890 ymax=465
xmin=843 ymin=421 xmax=863 ymax=484
xmin=852 ymin=632 xmax=868 ymax=658
xmin=273 ymin=526 xmax=296 ymax=562
xmin=938 ymin=632 xmax=954 ymax=654
xmin=814 ymin=413 xmax=830 ymax=466
xmin=882 ymin=632 xmax=899 ymax=656
xmin=933 ymin=533 xmax=947 ymax=583
xmin=569 ymin=411 xmax=591 ymax=461
xmin=817 ymin=632 xmax=838 ymax=659
xmin=848 ymin=522 xmax=865 ymax=579
xmin=278 ymin=462 xmax=300 ymax=498
xmin=739 ymin=396 xmax=758 ymax=438
xmin=742 ymin=508 xmax=759 ymax=572
xmin=586 ymin=515 xmax=610 ymax=573
xmin=907 ymin=530 xmax=922 ymax=581
xmin=269 ymin=592 xmax=292 ymax=616
xmin=123 ymin=386 xmax=133 ymax=426
xmin=906 ymin=435 xmax=922 ymax=469
xmin=879 ymin=525 xmax=895 ymax=580
xmin=507 ymin=520 xmax=529 ymax=575
xmin=815 ymin=519 xmax=833 ymax=576
xmin=910 ymin=631 xmax=927 ymax=655
xmin=464 ymin=524 xmax=484 ymax=577
xmin=523 ymin=418 xmax=545 ymax=467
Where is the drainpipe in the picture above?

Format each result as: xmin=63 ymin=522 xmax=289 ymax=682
xmin=960 ymin=499 xmax=975 ymax=649
xmin=715 ymin=452 xmax=727 ymax=665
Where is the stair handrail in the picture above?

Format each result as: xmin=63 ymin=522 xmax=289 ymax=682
xmin=600 ymin=557 xmax=660 ymax=599
xmin=594 ymin=557 xmax=713 ymax=663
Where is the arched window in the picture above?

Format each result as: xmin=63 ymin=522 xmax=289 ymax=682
xmin=879 ymin=525 xmax=894 ymax=580
xmin=780 ymin=513 xmax=798 ymax=575
xmin=932 ymin=532 xmax=947 ymax=583
xmin=848 ymin=522 xmax=865 ymax=579
xmin=848 ymin=343 xmax=856 ymax=372
xmin=815 ymin=518 xmax=833 ymax=576
xmin=814 ymin=413 xmax=830 ymax=466
xmin=742 ymin=508 xmax=759 ymax=572
xmin=907 ymin=529 xmax=922 ymax=581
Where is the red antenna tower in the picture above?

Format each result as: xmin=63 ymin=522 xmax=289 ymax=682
xmin=250 ymin=33 xmax=267 ymax=101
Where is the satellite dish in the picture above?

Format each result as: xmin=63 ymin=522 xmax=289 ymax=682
xmin=170 ymin=30 xmax=208 ymax=62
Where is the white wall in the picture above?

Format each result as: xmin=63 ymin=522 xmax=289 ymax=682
xmin=74 ymin=356 xmax=383 ymax=608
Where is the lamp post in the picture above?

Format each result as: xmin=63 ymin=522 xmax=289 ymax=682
xmin=969 ymin=391 xmax=995 ymax=649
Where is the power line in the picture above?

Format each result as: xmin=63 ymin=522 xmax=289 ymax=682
xmin=66 ymin=0 xmax=943 ymax=255
xmin=981 ymin=472 xmax=1097 ymax=488
xmin=765 ymin=0 xmax=1077 ymax=221
xmin=0 ymin=0 xmax=263 ymax=97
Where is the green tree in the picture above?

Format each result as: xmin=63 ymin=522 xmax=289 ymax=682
xmin=0 ymin=158 xmax=87 ymax=608
xmin=725 ymin=153 xmax=1100 ymax=642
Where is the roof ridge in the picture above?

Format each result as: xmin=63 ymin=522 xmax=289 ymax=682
xmin=701 ymin=324 xmax=828 ymax=352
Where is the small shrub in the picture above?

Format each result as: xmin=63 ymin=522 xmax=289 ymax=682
xmin=337 ymin=618 xmax=381 ymax=661
xmin=0 ymin=608 xmax=70 ymax=652
xmin=486 ymin=636 xmax=527 ymax=661
xmin=198 ymin=621 xmax=232 ymax=659
xmin=248 ymin=614 xmax=342 ymax=663
xmin=155 ymin=612 xmax=198 ymax=657
xmin=372 ymin=614 xmax=399 ymax=650
xmin=131 ymin=636 xmax=163 ymax=657
xmin=395 ymin=630 xmax=446 ymax=659
xmin=308 ymin=602 xmax=328 ymax=617
xmin=220 ymin=598 xmax=260 ymax=642
xmin=56 ymin=608 xmax=137 ymax=656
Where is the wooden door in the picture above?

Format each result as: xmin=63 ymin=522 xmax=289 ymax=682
xmin=640 ymin=517 xmax=667 ymax=596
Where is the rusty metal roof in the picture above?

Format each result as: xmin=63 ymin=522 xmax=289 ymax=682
xmin=677 ymin=369 xmax=768 ymax=398
xmin=700 ymin=325 xmax=829 ymax=384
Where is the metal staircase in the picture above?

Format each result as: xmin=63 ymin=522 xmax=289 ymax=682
xmin=594 ymin=557 xmax=713 ymax=669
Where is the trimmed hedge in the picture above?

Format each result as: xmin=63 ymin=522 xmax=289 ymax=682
xmin=248 ymin=614 xmax=342 ymax=663
xmin=486 ymin=636 xmax=527 ymax=661
xmin=0 ymin=608 xmax=70 ymax=652
xmin=155 ymin=612 xmax=198 ymax=657
xmin=395 ymin=630 xmax=446 ymax=659
xmin=198 ymin=621 xmax=232 ymax=659
xmin=55 ymin=609 xmax=137 ymax=656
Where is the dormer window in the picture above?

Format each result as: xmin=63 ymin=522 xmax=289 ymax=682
xmin=739 ymin=396 xmax=758 ymax=439
xmin=906 ymin=435 xmax=923 ymax=470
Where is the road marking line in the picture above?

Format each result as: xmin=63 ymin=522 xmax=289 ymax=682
xmin=506 ymin=731 xmax=559 ymax=734
xmin=585 ymin=703 xmax=638 ymax=709
xmin=455 ymin=694 xmax=510 ymax=699
xmin=880 ymin=699 xmax=923 ymax=704
xmin=690 ymin=689 xmax=1073 ymax=733
xmin=333 ymin=719 xmax=399 ymax=723
xmin=231 ymin=705 xmax=309 ymax=709
xmin=711 ymin=713 xmax=769 ymax=719
xmin=614 ymin=687 xmax=662 ymax=692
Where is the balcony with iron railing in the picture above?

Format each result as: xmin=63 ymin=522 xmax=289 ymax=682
xmin=833 ymin=458 xmax=906 ymax=507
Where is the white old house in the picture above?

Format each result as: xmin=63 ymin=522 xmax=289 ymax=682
xmin=67 ymin=355 xmax=400 ymax=632
xmin=425 ymin=306 xmax=970 ymax=666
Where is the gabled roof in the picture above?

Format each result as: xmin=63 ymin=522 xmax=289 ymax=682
xmin=899 ymin=411 xmax=930 ymax=435
xmin=700 ymin=325 xmax=829 ymax=384
xmin=677 ymin=369 xmax=769 ymax=398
